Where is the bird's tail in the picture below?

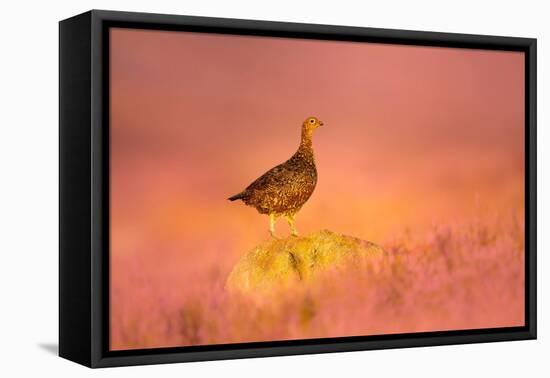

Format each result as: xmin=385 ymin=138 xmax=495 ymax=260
xmin=228 ymin=192 xmax=246 ymax=201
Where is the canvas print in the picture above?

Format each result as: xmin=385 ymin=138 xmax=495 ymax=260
xmin=109 ymin=28 xmax=525 ymax=351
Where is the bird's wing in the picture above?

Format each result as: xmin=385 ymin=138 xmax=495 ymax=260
xmin=245 ymin=162 xmax=294 ymax=193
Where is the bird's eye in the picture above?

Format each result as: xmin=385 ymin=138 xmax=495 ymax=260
xmin=309 ymin=119 xmax=315 ymax=124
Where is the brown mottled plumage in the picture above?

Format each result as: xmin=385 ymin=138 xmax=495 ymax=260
xmin=228 ymin=116 xmax=323 ymax=237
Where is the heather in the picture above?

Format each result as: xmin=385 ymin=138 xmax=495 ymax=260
xmin=111 ymin=212 xmax=524 ymax=350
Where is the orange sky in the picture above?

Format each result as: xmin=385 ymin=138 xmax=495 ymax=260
xmin=109 ymin=27 xmax=524 ymax=255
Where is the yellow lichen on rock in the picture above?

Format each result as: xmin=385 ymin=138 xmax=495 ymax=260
xmin=226 ymin=230 xmax=386 ymax=293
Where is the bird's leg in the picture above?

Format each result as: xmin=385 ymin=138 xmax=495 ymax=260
xmin=285 ymin=214 xmax=299 ymax=237
xmin=269 ymin=214 xmax=278 ymax=238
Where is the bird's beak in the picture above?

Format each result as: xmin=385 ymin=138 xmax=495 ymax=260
xmin=319 ymin=121 xmax=324 ymax=126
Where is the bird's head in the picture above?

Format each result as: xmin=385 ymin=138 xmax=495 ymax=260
xmin=302 ymin=116 xmax=324 ymax=133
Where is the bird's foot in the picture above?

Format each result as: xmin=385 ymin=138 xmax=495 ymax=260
xmin=285 ymin=214 xmax=299 ymax=238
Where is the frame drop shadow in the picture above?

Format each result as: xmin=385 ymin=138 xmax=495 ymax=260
xmin=38 ymin=343 xmax=58 ymax=355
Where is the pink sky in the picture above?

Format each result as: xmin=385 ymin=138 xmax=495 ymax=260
xmin=110 ymin=28 xmax=524 ymax=244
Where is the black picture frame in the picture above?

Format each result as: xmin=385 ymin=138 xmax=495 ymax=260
xmin=59 ymin=9 xmax=537 ymax=368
